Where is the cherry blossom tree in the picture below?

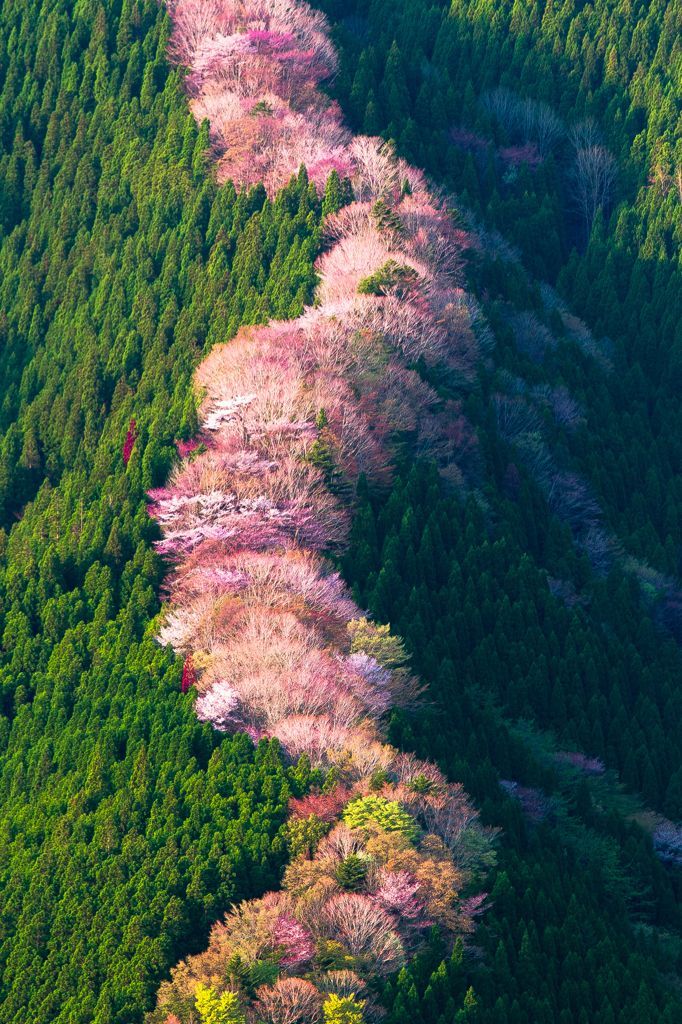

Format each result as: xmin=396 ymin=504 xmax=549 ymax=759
xmin=270 ymin=714 xmax=395 ymax=775
xmin=167 ymin=0 xmax=226 ymax=66
xmin=349 ymin=137 xmax=399 ymax=202
xmin=195 ymin=683 xmax=243 ymax=731
xmin=273 ymin=915 xmax=316 ymax=969
xmin=372 ymin=869 xmax=431 ymax=929
xmin=499 ymin=779 xmax=554 ymax=822
xmin=652 ymin=819 xmax=682 ymax=865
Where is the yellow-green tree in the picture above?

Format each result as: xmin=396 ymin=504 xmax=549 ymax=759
xmin=195 ymin=984 xmax=246 ymax=1024
xmin=323 ymin=993 xmax=366 ymax=1024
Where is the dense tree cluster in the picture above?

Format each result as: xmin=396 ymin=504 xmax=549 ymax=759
xmin=321 ymin=0 xmax=682 ymax=580
xmin=314 ymin=0 xmax=682 ymax=840
xmin=152 ymin=154 xmax=484 ymax=752
xmin=151 ymin=161 xmax=484 ymax=752
xmin=168 ymin=0 xmax=348 ymax=192
xmin=344 ymin=462 xmax=682 ymax=1023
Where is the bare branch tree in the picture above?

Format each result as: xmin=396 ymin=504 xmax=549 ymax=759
xmin=569 ymin=142 xmax=617 ymax=238
xmin=568 ymin=117 xmax=603 ymax=151
xmin=530 ymin=100 xmax=564 ymax=156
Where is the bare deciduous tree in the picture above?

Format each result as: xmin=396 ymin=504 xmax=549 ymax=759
xmin=567 ymin=120 xmax=617 ymax=237
xmin=568 ymin=117 xmax=603 ymax=151
xmin=482 ymin=87 xmax=563 ymax=155
xmin=569 ymin=143 xmax=617 ymax=236
xmin=255 ymin=978 xmax=323 ymax=1024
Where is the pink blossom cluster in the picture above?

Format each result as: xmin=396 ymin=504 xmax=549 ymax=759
xmin=499 ymin=779 xmax=555 ymax=823
xmin=499 ymin=143 xmax=542 ymax=169
xmin=652 ymin=818 xmax=682 ymax=865
xmin=449 ymin=127 xmax=543 ymax=172
xmin=554 ymin=750 xmax=606 ymax=775
xmin=144 ymin=204 xmax=495 ymax=1024
xmin=151 ymin=135 xmax=485 ymax=761
xmin=167 ymin=0 xmax=349 ymax=192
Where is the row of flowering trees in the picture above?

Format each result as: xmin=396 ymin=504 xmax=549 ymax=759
xmin=148 ymin=1 xmax=492 ymax=1021
xmin=150 ymin=172 xmax=482 ymax=758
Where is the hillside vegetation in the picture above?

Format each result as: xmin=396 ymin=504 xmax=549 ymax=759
xmin=0 ymin=0 xmax=681 ymax=1022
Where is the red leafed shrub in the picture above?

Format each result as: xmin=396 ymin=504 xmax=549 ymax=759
xmin=180 ymin=654 xmax=197 ymax=694
xmin=122 ymin=418 xmax=137 ymax=465
xmin=175 ymin=437 xmax=201 ymax=458
xmin=288 ymin=787 xmax=351 ymax=822
xmin=499 ymin=142 xmax=542 ymax=168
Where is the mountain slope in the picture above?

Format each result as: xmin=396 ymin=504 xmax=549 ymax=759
xmin=0 ymin=0 xmax=681 ymax=1022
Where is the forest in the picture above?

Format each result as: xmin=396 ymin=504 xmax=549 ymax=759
xmin=0 ymin=0 xmax=680 ymax=1022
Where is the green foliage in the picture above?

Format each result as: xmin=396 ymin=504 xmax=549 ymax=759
xmin=346 ymin=462 xmax=682 ymax=1022
xmin=323 ymin=993 xmax=367 ymax=1024
xmin=195 ymin=985 xmax=246 ymax=1024
xmin=409 ymin=774 xmax=434 ymax=795
xmin=457 ymin=986 xmax=476 ymax=1019
xmin=369 ymin=767 xmax=391 ymax=791
xmin=346 ymin=462 xmax=682 ymax=815
xmin=335 ymin=854 xmax=369 ymax=891
xmin=219 ymin=952 xmax=280 ymax=1001
xmin=3 ymin=0 xmax=682 ymax=1022
xmin=347 ymin=619 xmax=410 ymax=670
xmin=307 ymin=408 xmax=342 ymax=487
xmin=372 ymin=198 xmax=405 ymax=234
xmin=316 ymin=939 xmax=355 ymax=972
xmin=357 ymin=259 xmax=418 ymax=297
xmin=322 ymin=170 xmax=354 ymax=217
xmin=342 ymin=795 xmax=419 ymax=841
xmin=285 ymin=813 xmax=331 ymax=859
xmin=324 ymin=0 xmax=682 ymax=576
